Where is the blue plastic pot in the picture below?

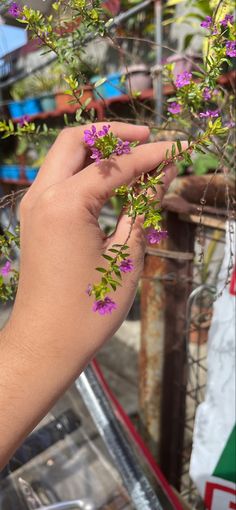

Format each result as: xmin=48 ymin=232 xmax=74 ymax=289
xmin=0 ymin=165 xmax=20 ymax=181
xmin=40 ymin=94 xmax=56 ymax=112
xmin=23 ymin=98 xmax=42 ymax=116
xmin=8 ymin=101 xmax=24 ymax=119
xmin=25 ymin=167 xmax=39 ymax=182
xmin=91 ymin=73 xmax=126 ymax=100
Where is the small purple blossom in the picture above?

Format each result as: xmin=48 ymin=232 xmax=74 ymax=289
xmin=98 ymin=125 xmax=110 ymax=137
xmin=175 ymin=71 xmax=192 ymax=89
xmin=8 ymin=2 xmax=22 ymax=17
xmin=199 ymin=109 xmax=220 ymax=118
xmin=146 ymin=229 xmax=168 ymax=245
xmin=84 ymin=125 xmax=97 ymax=146
xmin=115 ymin=140 xmax=131 ymax=155
xmin=84 ymin=124 xmax=111 ymax=146
xmin=212 ymin=26 xmax=218 ymax=36
xmin=1 ymin=261 xmax=11 ymax=277
xmin=226 ymin=40 xmax=236 ymax=58
xmin=93 ymin=297 xmax=117 ymax=315
xmin=200 ymin=16 xmax=212 ymax=29
xmin=18 ymin=115 xmax=30 ymax=127
xmin=220 ymin=14 xmax=234 ymax=27
xmin=202 ymin=88 xmax=212 ymax=101
xmin=119 ymin=259 xmax=134 ymax=273
xmin=90 ymin=147 xmax=103 ymax=163
xmin=168 ymin=102 xmax=182 ymax=115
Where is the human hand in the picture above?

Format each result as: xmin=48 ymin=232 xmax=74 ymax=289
xmin=11 ymin=122 xmax=178 ymax=353
xmin=0 ymin=122 xmax=179 ymax=465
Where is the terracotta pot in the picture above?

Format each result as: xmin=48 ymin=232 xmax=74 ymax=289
xmin=55 ymin=86 xmax=93 ymax=112
xmin=166 ymin=53 xmax=202 ymax=79
xmin=124 ymin=64 xmax=152 ymax=94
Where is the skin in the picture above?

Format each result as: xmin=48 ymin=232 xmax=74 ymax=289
xmin=0 ymin=122 xmax=183 ymax=469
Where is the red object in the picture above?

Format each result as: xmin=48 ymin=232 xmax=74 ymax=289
xmin=230 ymin=265 xmax=236 ymax=296
xmin=103 ymin=0 xmax=121 ymax=15
xmin=92 ymin=359 xmax=184 ymax=510
xmin=204 ymin=480 xmax=236 ymax=509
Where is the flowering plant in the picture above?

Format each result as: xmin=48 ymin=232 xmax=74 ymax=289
xmin=0 ymin=0 xmax=235 ymax=313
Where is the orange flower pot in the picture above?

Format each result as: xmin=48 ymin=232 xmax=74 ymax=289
xmin=55 ymin=86 xmax=93 ymax=112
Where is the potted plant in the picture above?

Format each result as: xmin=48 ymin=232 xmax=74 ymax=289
xmin=0 ymin=155 xmax=20 ymax=181
xmin=54 ymin=62 xmax=94 ymax=111
xmin=8 ymin=81 xmax=25 ymax=119
xmin=32 ymin=74 xmax=57 ymax=112
xmin=10 ymin=79 xmax=42 ymax=118
xmin=123 ymin=64 xmax=152 ymax=94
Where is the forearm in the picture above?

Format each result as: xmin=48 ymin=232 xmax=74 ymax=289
xmin=0 ymin=314 xmax=90 ymax=470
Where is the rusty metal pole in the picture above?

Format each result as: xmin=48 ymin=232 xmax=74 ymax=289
xmin=139 ymin=0 xmax=164 ymax=461
xmin=154 ymin=0 xmax=163 ymax=126
xmin=139 ymin=251 xmax=167 ymax=457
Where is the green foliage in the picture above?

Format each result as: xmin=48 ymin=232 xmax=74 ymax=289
xmin=192 ymin=153 xmax=219 ymax=175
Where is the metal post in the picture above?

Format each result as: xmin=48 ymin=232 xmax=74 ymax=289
xmin=139 ymin=250 xmax=167 ymax=459
xmin=153 ymin=0 xmax=163 ymax=126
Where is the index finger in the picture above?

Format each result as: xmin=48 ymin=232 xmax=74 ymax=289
xmin=74 ymin=140 xmax=187 ymax=212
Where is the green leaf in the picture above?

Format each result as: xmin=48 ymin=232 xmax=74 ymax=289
xmin=177 ymin=139 xmax=182 ymax=153
xmin=94 ymin=77 xmax=106 ymax=88
xmin=102 ymin=254 xmax=113 ymax=261
xmin=192 ymin=71 xmax=205 ymax=78
xmin=95 ymin=267 xmax=107 ymax=273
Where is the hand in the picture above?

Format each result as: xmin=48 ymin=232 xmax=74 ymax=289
xmin=11 ymin=121 xmax=178 ymax=348
xmin=0 ymin=122 xmax=178 ymax=466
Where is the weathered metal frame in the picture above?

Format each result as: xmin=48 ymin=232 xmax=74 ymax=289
xmin=139 ymin=172 xmax=235 ymax=493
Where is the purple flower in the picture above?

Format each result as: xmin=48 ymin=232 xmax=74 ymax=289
xmin=119 ymin=259 xmax=134 ymax=273
xmin=212 ymin=26 xmax=218 ymax=35
xmin=84 ymin=124 xmax=111 ymax=147
xmin=93 ymin=297 xmax=117 ymax=315
xmin=8 ymin=2 xmax=22 ymax=17
xmin=199 ymin=109 xmax=220 ymax=118
xmin=220 ymin=14 xmax=234 ymax=27
xmin=115 ymin=140 xmax=131 ymax=155
xmin=90 ymin=147 xmax=103 ymax=163
xmin=202 ymin=87 xmax=212 ymax=100
xmin=226 ymin=40 xmax=236 ymax=58
xmin=168 ymin=102 xmax=182 ymax=114
xmin=175 ymin=71 xmax=192 ymax=89
xmin=98 ymin=124 xmax=110 ymax=137
xmin=1 ymin=261 xmax=11 ymax=276
xmin=200 ymin=16 xmax=212 ymax=29
xmin=18 ymin=115 xmax=30 ymax=127
xmin=146 ymin=229 xmax=168 ymax=245
xmin=84 ymin=125 xmax=97 ymax=146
